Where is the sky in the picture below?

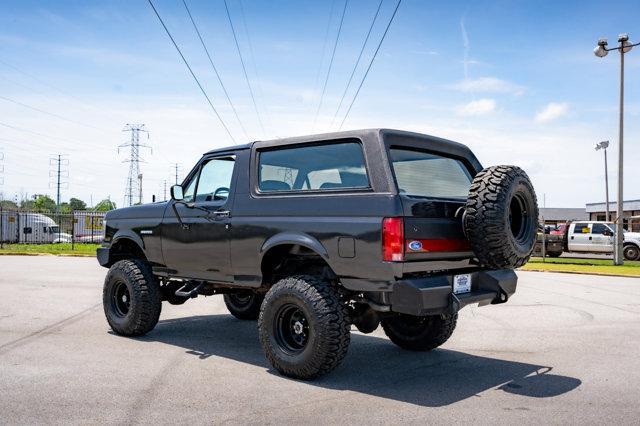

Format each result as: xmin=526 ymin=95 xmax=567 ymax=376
xmin=0 ymin=0 xmax=638 ymax=208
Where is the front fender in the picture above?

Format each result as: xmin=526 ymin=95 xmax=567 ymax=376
xmin=111 ymin=230 xmax=145 ymax=250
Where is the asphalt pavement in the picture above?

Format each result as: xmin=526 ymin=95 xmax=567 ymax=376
xmin=1 ymin=256 xmax=639 ymax=424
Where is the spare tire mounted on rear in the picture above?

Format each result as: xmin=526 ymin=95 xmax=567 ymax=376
xmin=464 ymin=165 xmax=538 ymax=269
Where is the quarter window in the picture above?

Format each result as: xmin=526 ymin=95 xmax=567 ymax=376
xmin=258 ymin=141 xmax=369 ymax=192
xmin=389 ymin=148 xmax=472 ymax=199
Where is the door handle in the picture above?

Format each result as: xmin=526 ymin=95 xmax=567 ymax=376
xmin=213 ymin=210 xmax=230 ymax=219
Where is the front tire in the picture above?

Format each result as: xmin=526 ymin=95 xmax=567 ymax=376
xmin=624 ymin=245 xmax=640 ymax=261
xmin=103 ymin=259 xmax=162 ymax=336
xmin=381 ymin=313 xmax=457 ymax=351
xmin=224 ymin=291 xmax=264 ymax=320
xmin=258 ymin=275 xmax=350 ymax=380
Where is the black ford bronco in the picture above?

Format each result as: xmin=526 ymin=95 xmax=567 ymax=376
xmin=98 ymin=129 xmax=538 ymax=379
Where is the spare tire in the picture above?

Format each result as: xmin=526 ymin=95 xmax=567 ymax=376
xmin=464 ymin=165 xmax=538 ymax=269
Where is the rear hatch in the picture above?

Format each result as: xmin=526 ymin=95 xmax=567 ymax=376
xmin=384 ymin=144 xmax=479 ymax=271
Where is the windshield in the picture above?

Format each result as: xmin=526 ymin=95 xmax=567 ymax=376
xmin=389 ymin=148 xmax=473 ymax=199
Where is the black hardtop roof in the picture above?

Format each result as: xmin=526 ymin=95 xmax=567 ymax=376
xmin=203 ymin=128 xmax=471 ymax=156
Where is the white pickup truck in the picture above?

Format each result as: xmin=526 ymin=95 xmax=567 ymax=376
xmin=565 ymin=221 xmax=640 ymax=260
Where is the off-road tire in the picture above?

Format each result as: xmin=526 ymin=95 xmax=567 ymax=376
xmin=224 ymin=291 xmax=264 ymax=320
xmin=464 ymin=165 xmax=538 ymax=269
xmin=103 ymin=259 xmax=162 ymax=336
xmin=624 ymin=244 xmax=640 ymax=261
xmin=381 ymin=313 xmax=457 ymax=351
xmin=258 ymin=275 xmax=350 ymax=380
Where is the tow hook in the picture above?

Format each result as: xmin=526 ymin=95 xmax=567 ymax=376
xmin=491 ymin=286 xmax=509 ymax=305
xmin=175 ymin=281 xmax=203 ymax=298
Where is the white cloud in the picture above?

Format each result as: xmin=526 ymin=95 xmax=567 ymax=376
xmin=535 ymin=102 xmax=569 ymax=123
xmin=456 ymin=98 xmax=496 ymax=116
xmin=451 ymin=77 xmax=525 ymax=95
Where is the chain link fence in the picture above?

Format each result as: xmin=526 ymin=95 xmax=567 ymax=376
xmin=0 ymin=208 xmax=105 ymax=249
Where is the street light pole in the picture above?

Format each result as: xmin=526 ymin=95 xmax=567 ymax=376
xmin=595 ymin=141 xmax=610 ymax=221
xmin=594 ymin=33 xmax=638 ymax=265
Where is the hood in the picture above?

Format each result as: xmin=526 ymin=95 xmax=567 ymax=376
xmin=105 ymin=201 xmax=168 ymax=220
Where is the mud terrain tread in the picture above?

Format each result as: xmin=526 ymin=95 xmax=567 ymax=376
xmin=103 ymin=259 xmax=162 ymax=336
xmin=382 ymin=313 xmax=458 ymax=351
xmin=258 ymin=275 xmax=350 ymax=380
xmin=464 ymin=165 xmax=538 ymax=269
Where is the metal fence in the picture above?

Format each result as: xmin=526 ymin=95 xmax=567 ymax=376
xmin=0 ymin=208 xmax=106 ymax=247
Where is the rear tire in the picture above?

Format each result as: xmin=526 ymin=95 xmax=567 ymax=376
xmin=624 ymin=245 xmax=640 ymax=261
xmin=224 ymin=291 xmax=264 ymax=320
xmin=103 ymin=259 xmax=162 ymax=336
xmin=381 ymin=313 xmax=457 ymax=351
xmin=258 ymin=275 xmax=350 ymax=380
xmin=464 ymin=165 xmax=538 ymax=269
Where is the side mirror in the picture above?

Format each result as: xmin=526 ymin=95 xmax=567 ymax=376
xmin=170 ymin=185 xmax=184 ymax=201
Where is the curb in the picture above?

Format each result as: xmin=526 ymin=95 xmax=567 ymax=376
xmin=519 ymin=267 xmax=640 ymax=278
xmin=0 ymin=252 xmax=94 ymax=258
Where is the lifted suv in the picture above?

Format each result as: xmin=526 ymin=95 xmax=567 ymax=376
xmin=98 ymin=129 xmax=538 ymax=379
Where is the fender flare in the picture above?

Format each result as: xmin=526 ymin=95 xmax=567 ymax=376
xmin=259 ymin=232 xmax=330 ymax=264
xmin=111 ymin=230 xmax=145 ymax=252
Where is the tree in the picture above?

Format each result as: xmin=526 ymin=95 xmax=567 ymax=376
xmin=0 ymin=200 xmax=18 ymax=210
xmin=94 ymin=199 xmax=116 ymax=211
xmin=59 ymin=202 xmax=71 ymax=214
xmin=69 ymin=197 xmax=87 ymax=211
xmin=33 ymin=195 xmax=56 ymax=212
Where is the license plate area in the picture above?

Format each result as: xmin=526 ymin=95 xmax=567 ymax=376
xmin=453 ymin=274 xmax=471 ymax=294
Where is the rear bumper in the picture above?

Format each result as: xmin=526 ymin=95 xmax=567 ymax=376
xmin=388 ymin=269 xmax=517 ymax=316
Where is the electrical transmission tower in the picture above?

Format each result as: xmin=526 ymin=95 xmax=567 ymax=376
xmin=0 ymin=151 xmax=4 ymax=189
xmin=49 ymin=154 xmax=69 ymax=211
xmin=119 ymin=124 xmax=151 ymax=206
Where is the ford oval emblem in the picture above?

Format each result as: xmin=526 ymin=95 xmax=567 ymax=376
xmin=408 ymin=240 xmax=423 ymax=251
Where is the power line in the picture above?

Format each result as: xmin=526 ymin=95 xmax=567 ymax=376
xmin=147 ymin=0 xmax=236 ymax=144
xmin=0 ymin=95 xmax=112 ymax=133
xmin=330 ymin=0 xmax=384 ymax=128
xmin=223 ymin=0 xmax=265 ymax=137
xmin=237 ymin=0 xmax=271 ymax=136
xmin=313 ymin=0 xmax=338 ymax=92
xmin=182 ymin=0 xmax=249 ymax=140
xmin=314 ymin=0 xmax=349 ymax=128
xmin=338 ymin=0 xmax=402 ymax=130
xmin=0 ymin=121 xmax=110 ymax=151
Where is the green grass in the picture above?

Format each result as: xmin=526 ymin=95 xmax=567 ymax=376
xmin=521 ymin=256 xmax=640 ymax=277
xmin=0 ymin=243 xmax=99 ymax=256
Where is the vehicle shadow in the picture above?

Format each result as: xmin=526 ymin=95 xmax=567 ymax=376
xmin=137 ymin=314 xmax=581 ymax=407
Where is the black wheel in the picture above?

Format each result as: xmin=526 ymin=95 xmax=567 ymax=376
xmin=381 ymin=313 xmax=457 ymax=351
xmin=224 ymin=291 xmax=264 ymax=320
xmin=103 ymin=259 xmax=162 ymax=336
xmin=624 ymin=245 xmax=640 ymax=261
xmin=546 ymin=251 xmax=562 ymax=258
xmin=464 ymin=165 xmax=539 ymax=269
xmin=258 ymin=275 xmax=350 ymax=380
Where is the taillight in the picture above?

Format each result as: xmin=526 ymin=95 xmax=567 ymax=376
xmin=382 ymin=217 xmax=404 ymax=261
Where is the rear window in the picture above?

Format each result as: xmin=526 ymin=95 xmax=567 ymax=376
xmin=258 ymin=141 xmax=369 ymax=192
xmin=389 ymin=148 xmax=472 ymax=199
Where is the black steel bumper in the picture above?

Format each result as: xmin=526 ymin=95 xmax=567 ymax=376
xmin=97 ymin=247 xmax=110 ymax=267
xmin=388 ymin=269 xmax=517 ymax=316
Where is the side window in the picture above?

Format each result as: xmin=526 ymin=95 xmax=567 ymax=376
xmin=195 ymin=156 xmax=236 ymax=203
xmin=573 ymin=223 xmax=589 ymax=234
xmin=591 ymin=223 xmax=611 ymax=235
xmin=258 ymin=141 xmax=369 ymax=192
xmin=23 ymin=227 xmax=32 ymax=234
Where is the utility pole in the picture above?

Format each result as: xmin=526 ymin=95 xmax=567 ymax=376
xmin=163 ymin=180 xmax=168 ymax=201
xmin=594 ymin=33 xmax=638 ymax=265
xmin=173 ymin=163 xmax=181 ymax=185
xmin=49 ymin=154 xmax=69 ymax=212
xmin=595 ymin=141 xmax=610 ymax=221
xmin=119 ymin=124 xmax=151 ymax=207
